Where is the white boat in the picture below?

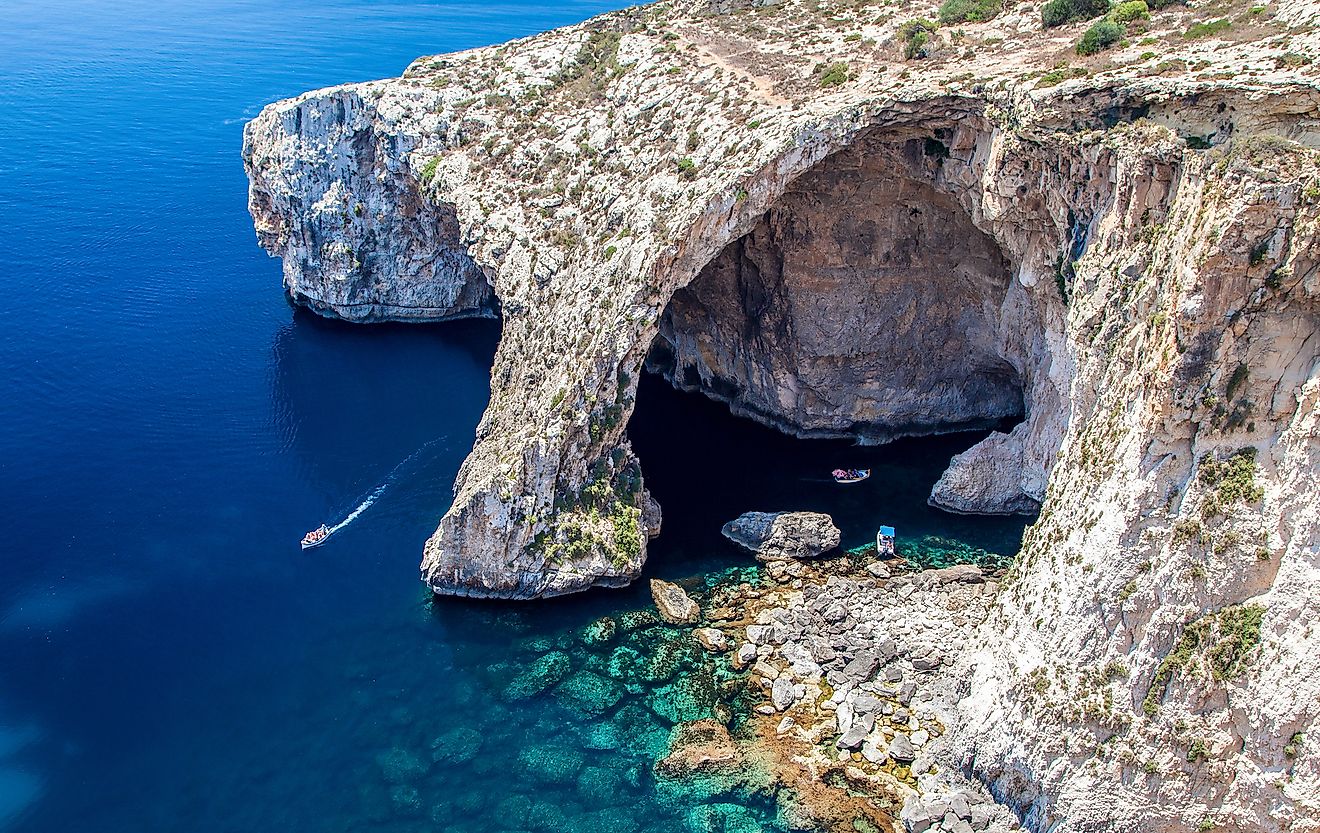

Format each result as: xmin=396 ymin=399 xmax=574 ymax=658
xmin=876 ymin=525 xmax=895 ymax=557
xmin=832 ymin=468 xmax=871 ymax=484
xmin=301 ymin=524 xmax=332 ymax=549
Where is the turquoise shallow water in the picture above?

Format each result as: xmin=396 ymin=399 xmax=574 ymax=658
xmin=0 ymin=1 xmax=1030 ymax=830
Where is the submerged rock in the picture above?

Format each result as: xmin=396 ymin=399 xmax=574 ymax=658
xmin=429 ymin=726 xmax=483 ymax=765
xmin=517 ymin=744 xmax=584 ymax=784
xmin=576 ymin=765 xmax=629 ymax=806
xmin=649 ymin=667 xmax=718 ymax=725
xmin=376 ymin=747 xmax=428 ymax=784
xmin=502 ymin=650 xmax=572 ymax=701
xmin=581 ymin=616 xmax=618 ymax=646
xmin=685 ymin=802 xmax=762 ymax=833
xmin=555 ymin=670 xmax=624 ymax=716
xmin=617 ymin=609 xmax=660 ymax=632
xmin=604 ymin=644 xmax=647 ymax=684
xmin=656 ymin=719 xmax=741 ymax=777
xmin=650 ymin=579 xmax=700 ymax=624
xmin=389 ymin=784 xmax=423 ymax=816
xmin=582 ymin=721 xmax=624 ymax=751
xmin=694 ymin=627 xmax=731 ymax=653
xmin=639 ymin=635 xmax=696 ymax=684
xmin=721 ymin=512 xmax=841 ymax=561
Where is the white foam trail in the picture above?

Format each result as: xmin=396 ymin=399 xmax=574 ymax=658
xmin=319 ymin=436 xmax=447 ymax=541
xmin=326 ymin=481 xmax=388 ymax=535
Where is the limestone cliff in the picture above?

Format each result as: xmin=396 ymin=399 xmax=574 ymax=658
xmin=243 ymin=0 xmax=1320 ymax=829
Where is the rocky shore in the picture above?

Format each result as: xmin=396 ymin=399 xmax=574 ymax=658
xmin=640 ymin=539 xmax=1024 ymax=833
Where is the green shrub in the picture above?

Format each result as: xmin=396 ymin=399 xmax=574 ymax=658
xmin=1108 ymin=0 xmax=1150 ymax=23
xmin=1145 ymin=0 xmax=1184 ymax=7
xmin=898 ymin=19 xmax=938 ymax=60
xmin=1143 ymin=603 xmax=1266 ymax=715
xmin=1037 ymin=64 xmax=1088 ymax=87
xmin=818 ymin=61 xmax=850 ymax=86
xmin=1077 ymin=19 xmax=1125 ymax=54
xmin=1285 ymin=732 xmax=1304 ymax=758
xmin=1198 ymin=447 xmax=1264 ymax=514
xmin=938 ymin=0 xmax=1003 ymax=25
xmin=1184 ymin=17 xmax=1231 ymax=38
xmin=1187 ymin=737 xmax=1209 ymax=763
xmin=1208 ymin=605 xmax=1265 ymax=679
xmin=676 ymin=157 xmax=698 ymax=179
xmin=1042 ymin=0 xmax=1110 ymax=28
xmin=419 ymin=156 xmax=440 ymax=185
xmin=610 ymin=503 xmax=642 ymax=567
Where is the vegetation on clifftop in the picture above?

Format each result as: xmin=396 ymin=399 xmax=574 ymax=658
xmin=1042 ymin=0 xmax=1111 ymax=28
xmin=938 ymin=0 xmax=1003 ymax=25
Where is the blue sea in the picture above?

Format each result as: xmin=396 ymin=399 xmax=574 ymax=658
xmin=0 ymin=2 xmax=1028 ymax=831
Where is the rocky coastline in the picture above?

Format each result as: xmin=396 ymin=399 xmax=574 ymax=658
xmin=636 ymin=534 xmax=1025 ymax=833
xmin=244 ymin=0 xmax=1320 ymax=828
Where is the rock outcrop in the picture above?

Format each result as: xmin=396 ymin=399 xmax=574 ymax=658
xmin=244 ymin=0 xmax=1320 ymax=829
xmin=721 ymin=510 xmax=841 ymax=560
xmin=650 ymin=578 xmax=700 ymax=625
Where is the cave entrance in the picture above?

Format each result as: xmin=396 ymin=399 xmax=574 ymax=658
xmin=626 ymin=373 xmax=1031 ymax=580
xmin=631 ymin=129 xmax=1034 ymax=573
xmin=648 ymin=132 xmax=1025 ymax=444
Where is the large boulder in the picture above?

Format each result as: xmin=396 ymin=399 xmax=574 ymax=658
xmin=721 ymin=511 xmax=841 ymax=561
xmin=650 ymin=579 xmax=700 ymax=624
xmin=927 ymin=428 xmax=1041 ymax=515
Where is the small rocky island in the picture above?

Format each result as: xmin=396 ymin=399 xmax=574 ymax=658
xmin=243 ymin=0 xmax=1320 ymax=829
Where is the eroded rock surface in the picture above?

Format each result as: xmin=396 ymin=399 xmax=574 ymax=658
xmin=656 ymin=719 xmax=740 ymax=777
xmin=650 ymin=578 xmax=700 ymax=625
xmin=722 ymin=510 xmax=841 ymax=561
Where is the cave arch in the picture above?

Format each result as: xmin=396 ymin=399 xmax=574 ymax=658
xmin=649 ymin=131 xmax=1026 ymax=446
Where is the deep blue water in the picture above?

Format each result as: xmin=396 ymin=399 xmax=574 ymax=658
xmin=0 ymin=2 xmax=1028 ymax=831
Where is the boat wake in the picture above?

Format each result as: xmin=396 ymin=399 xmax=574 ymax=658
xmin=325 ymin=481 xmax=388 ymax=537
xmin=307 ymin=436 xmax=448 ymax=547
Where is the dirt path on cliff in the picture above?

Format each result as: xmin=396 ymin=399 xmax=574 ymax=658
xmin=680 ymin=33 xmax=790 ymax=107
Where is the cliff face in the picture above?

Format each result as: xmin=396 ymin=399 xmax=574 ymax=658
xmin=243 ymin=87 xmax=495 ymax=322
xmin=243 ymin=0 xmax=1320 ymax=828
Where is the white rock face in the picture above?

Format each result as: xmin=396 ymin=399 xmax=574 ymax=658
xmin=929 ymin=428 xmax=1040 ymax=515
xmin=243 ymin=87 xmax=494 ymax=322
xmin=243 ymin=0 xmax=1320 ymax=828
